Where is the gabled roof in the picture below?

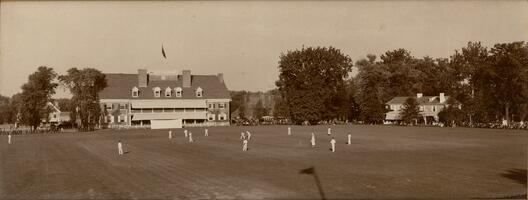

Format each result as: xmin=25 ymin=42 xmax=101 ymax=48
xmin=387 ymin=96 xmax=453 ymax=105
xmin=99 ymin=73 xmax=230 ymax=100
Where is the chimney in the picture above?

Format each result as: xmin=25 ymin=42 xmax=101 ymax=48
xmin=217 ymin=73 xmax=224 ymax=83
xmin=416 ymin=93 xmax=423 ymax=98
xmin=439 ymin=93 xmax=446 ymax=103
xmin=138 ymin=69 xmax=148 ymax=87
xmin=182 ymin=70 xmax=191 ymax=88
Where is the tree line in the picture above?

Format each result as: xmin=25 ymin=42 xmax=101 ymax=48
xmin=0 ymin=67 xmax=107 ymax=131
xmin=274 ymin=42 xmax=528 ymax=126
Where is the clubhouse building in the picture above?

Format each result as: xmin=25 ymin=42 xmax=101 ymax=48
xmin=385 ymin=93 xmax=456 ymax=124
xmin=99 ymin=69 xmax=230 ymax=129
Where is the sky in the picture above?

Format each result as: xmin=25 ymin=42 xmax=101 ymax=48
xmin=1 ymin=1 xmax=528 ymax=98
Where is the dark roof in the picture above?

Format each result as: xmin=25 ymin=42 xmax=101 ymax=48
xmin=387 ymin=96 xmax=453 ymax=105
xmin=99 ymin=73 xmax=230 ymax=99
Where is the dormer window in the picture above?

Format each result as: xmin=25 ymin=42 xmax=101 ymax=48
xmin=196 ymin=87 xmax=203 ymax=98
xmin=165 ymin=87 xmax=172 ymax=97
xmin=174 ymin=87 xmax=182 ymax=97
xmin=132 ymin=87 xmax=139 ymax=98
xmin=153 ymin=87 xmax=161 ymax=98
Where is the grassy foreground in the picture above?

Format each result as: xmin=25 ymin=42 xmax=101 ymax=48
xmin=1 ymin=125 xmax=527 ymax=199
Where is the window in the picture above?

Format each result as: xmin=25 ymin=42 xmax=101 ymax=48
xmin=208 ymin=114 xmax=215 ymax=121
xmin=106 ymin=104 xmax=112 ymax=110
xmin=132 ymin=87 xmax=139 ymax=98
xmin=53 ymin=114 xmax=57 ymax=119
xmin=218 ymin=113 xmax=227 ymax=121
xmin=433 ymin=106 xmax=436 ymax=112
xmin=209 ymin=104 xmax=213 ymax=109
xmin=196 ymin=87 xmax=203 ymax=97
xmin=174 ymin=87 xmax=182 ymax=97
xmin=118 ymin=115 xmax=126 ymax=123
xmin=107 ymin=115 xmax=114 ymax=123
xmin=119 ymin=104 xmax=125 ymax=110
xmin=153 ymin=87 xmax=161 ymax=97
xmin=219 ymin=103 xmax=225 ymax=109
xmin=165 ymin=87 xmax=172 ymax=97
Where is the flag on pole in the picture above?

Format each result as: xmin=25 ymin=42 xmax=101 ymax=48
xmin=162 ymin=45 xmax=167 ymax=59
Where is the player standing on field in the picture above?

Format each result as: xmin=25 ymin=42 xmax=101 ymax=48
xmin=240 ymin=132 xmax=245 ymax=140
xmin=330 ymin=137 xmax=336 ymax=152
xmin=246 ymin=131 xmax=251 ymax=141
xmin=205 ymin=128 xmax=208 ymax=136
xmin=327 ymin=128 xmax=332 ymax=135
xmin=169 ymin=130 xmax=172 ymax=139
xmin=189 ymin=132 xmax=194 ymax=143
xmin=311 ymin=132 xmax=316 ymax=148
xmin=184 ymin=129 xmax=188 ymax=138
xmin=242 ymin=139 xmax=248 ymax=151
xmin=347 ymin=133 xmax=351 ymax=145
xmin=8 ymin=133 xmax=11 ymax=144
xmin=118 ymin=140 xmax=124 ymax=155
xmin=288 ymin=127 xmax=291 ymax=136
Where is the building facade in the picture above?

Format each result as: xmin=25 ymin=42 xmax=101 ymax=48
xmin=385 ymin=93 xmax=456 ymax=124
xmin=99 ymin=69 xmax=230 ymax=129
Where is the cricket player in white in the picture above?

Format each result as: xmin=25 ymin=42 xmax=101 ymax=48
xmin=246 ymin=131 xmax=251 ymax=141
xmin=242 ymin=139 xmax=248 ymax=151
xmin=189 ymin=132 xmax=194 ymax=143
xmin=8 ymin=134 xmax=11 ymax=144
xmin=205 ymin=128 xmax=208 ymax=136
xmin=184 ymin=130 xmax=188 ymax=137
xmin=169 ymin=130 xmax=172 ymax=139
xmin=118 ymin=140 xmax=124 ymax=155
xmin=347 ymin=133 xmax=351 ymax=145
xmin=288 ymin=127 xmax=291 ymax=136
xmin=330 ymin=137 xmax=336 ymax=152
xmin=327 ymin=128 xmax=332 ymax=135
xmin=311 ymin=132 xmax=316 ymax=147
xmin=240 ymin=132 xmax=245 ymax=140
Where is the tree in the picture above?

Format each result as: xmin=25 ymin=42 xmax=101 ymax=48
xmin=356 ymin=55 xmax=390 ymax=124
xmin=253 ymin=99 xmax=269 ymax=120
xmin=400 ymin=97 xmax=421 ymax=125
xmin=18 ymin=66 xmax=58 ymax=129
xmin=438 ymin=97 xmax=464 ymax=127
xmin=0 ymin=95 xmax=10 ymax=124
xmin=276 ymin=46 xmax=353 ymax=124
xmin=59 ymin=68 xmax=107 ymax=131
xmin=487 ymin=42 xmax=528 ymax=124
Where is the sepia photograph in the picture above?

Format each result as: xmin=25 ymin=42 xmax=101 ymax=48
xmin=0 ymin=1 xmax=527 ymax=199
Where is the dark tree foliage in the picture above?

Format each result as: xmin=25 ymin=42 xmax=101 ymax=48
xmin=276 ymin=46 xmax=353 ymax=124
xmin=59 ymin=68 xmax=107 ymax=131
xmin=400 ymin=97 xmax=421 ymax=125
xmin=19 ymin=66 xmax=58 ymax=129
xmin=229 ymin=90 xmax=248 ymax=119
xmin=487 ymin=42 xmax=528 ymax=123
xmin=356 ymin=56 xmax=390 ymax=124
xmin=0 ymin=95 xmax=10 ymax=124
xmin=253 ymin=99 xmax=269 ymax=120
xmin=438 ymin=98 xmax=464 ymax=127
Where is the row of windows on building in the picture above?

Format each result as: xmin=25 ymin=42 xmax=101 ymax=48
xmin=105 ymin=113 xmax=228 ymax=123
xmin=390 ymin=105 xmax=445 ymax=112
xmin=105 ymin=103 xmax=228 ymax=110
xmin=131 ymin=87 xmax=203 ymax=98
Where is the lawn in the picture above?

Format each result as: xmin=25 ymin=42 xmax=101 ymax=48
xmin=0 ymin=125 xmax=527 ymax=199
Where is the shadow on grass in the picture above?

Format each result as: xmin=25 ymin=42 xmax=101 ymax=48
xmin=473 ymin=168 xmax=527 ymax=199
xmin=501 ymin=168 xmax=527 ymax=186
xmin=299 ymin=167 xmax=326 ymax=200
xmin=124 ymin=151 xmax=131 ymax=154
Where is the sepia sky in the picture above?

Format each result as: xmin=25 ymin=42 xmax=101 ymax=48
xmin=1 ymin=1 xmax=528 ymax=98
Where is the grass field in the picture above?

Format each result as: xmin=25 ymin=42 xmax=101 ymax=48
xmin=1 ymin=125 xmax=527 ymax=199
